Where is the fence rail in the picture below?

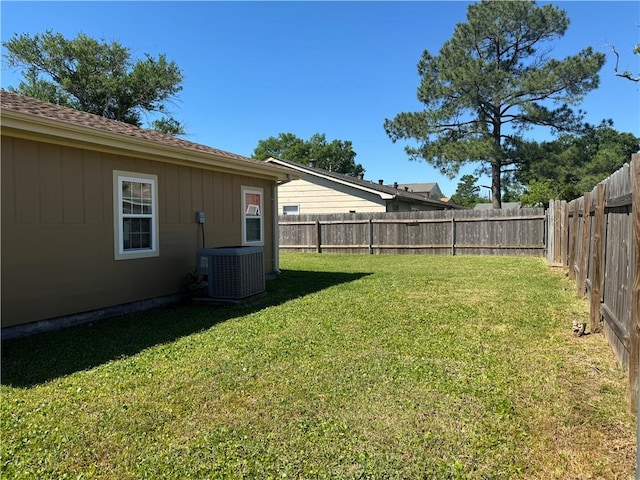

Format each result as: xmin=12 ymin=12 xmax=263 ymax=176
xmin=279 ymin=209 xmax=547 ymax=257
xmin=548 ymin=153 xmax=639 ymax=412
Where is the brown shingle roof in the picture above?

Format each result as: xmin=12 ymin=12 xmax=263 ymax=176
xmin=0 ymin=91 xmax=263 ymax=166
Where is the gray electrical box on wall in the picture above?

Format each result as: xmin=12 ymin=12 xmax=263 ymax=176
xmin=196 ymin=211 xmax=205 ymax=224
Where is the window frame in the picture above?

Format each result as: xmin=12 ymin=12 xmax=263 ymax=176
xmin=113 ymin=170 xmax=159 ymax=260
xmin=241 ymin=186 xmax=264 ymax=246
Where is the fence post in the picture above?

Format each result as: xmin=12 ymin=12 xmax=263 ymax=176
xmin=547 ymin=200 xmax=555 ymax=263
xmin=451 ymin=212 xmax=456 ymax=256
xmin=590 ymin=183 xmax=606 ymax=334
xmin=553 ymin=200 xmax=562 ymax=265
xmin=315 ymin=219 xmax=322 ymax=254
xmin=577 ymin=192 xmax=591 ymax=298
xmin=561 ymin=201 xmax=569 ymax=267
xmin=368 ymin=217 xmax=373 ymax=255
xmin=629 ymin=154 xmax=640 ymax=413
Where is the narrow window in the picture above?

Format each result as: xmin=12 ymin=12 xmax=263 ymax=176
xmin=113 ymin=171 xmax=159 ymax=260
xmin=242 ymin=186 xmax=263 ymax=245
xmin=283 ymin=205 xmax=299 ymax=215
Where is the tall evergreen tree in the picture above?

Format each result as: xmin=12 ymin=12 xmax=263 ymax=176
xmin=384 ymin=0 xmax=605 ymax=208
xmin=451 ymin=174 xmax=487 ymax=208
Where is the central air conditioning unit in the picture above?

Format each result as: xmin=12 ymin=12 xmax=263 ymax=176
xmin=196 ymin=246 xmax=265 ymax=300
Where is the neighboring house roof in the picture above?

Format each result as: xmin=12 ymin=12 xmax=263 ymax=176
xmin=473 ymin=202 xmax=521 ymax=210
xmin=0 ymin=91 xmax=293 ymax=181
xmin=393 ymin=182 xmax=439 ymax=194
xmin=440 ymin=197 xmax=463 ymax=208
xmin=264 ymin=157 xmax=457 ymax=209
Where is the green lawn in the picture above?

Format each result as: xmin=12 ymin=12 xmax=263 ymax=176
xmin=1 ymin=254 xmax=636 ymax=479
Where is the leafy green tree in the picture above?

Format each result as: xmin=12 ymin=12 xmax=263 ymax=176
xmin=384 ymin=0 xmax=605 ymax=208
xmin=450 ymin=174 xmax=488 ymax=208
xmin=3 ymin=30 xmax=184 ymax=134
xmin=519 ymin=179 xmax=559 ymax=207
xmin=516 ymin=122 xmax=639 ymax=200
xmin=500 ymin=174 xmax=523 ymax=203
xmin=254 ymin=132 xmax=365 ymax=176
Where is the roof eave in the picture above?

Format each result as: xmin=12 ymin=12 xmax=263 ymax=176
xmin=265 ymin=157 xmax=395 ymax=199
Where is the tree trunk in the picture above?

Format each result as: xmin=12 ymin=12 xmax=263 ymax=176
xmin=491 ymin=113 xmax=503 ymax=209
xmin=491 ymin=159 xmax=502 ymax=209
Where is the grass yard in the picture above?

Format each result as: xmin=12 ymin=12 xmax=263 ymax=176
xmin=1 ymin=254 xmax=636 ymax=479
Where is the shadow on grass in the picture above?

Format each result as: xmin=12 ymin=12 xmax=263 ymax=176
xmin=2 ymin=268 xmax=370 ymax=388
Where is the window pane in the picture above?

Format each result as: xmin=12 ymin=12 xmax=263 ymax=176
xmin=141 ymin=183 xmax=151 ymax=200
xmin=245 ymin=192 xmax=261 ymax=209
xmin=122 ymin=181 xmax=153 ymax=214
xmin=131 ymin=233 xmax=141 ymax=249
xmin=122 ymin=218 xmax=152 ymax=251
xmin=122 ymin=181 xmax=132 ymax=198
xmin=140 ymin=233 xmax=151 ymax=248
xmin=245 ymin=218 xmax=261 ymax=242
xmin=283 ymin=205 xmax=299 ymax=215
xmin=133 ymin=183 xmax=142 ymax=214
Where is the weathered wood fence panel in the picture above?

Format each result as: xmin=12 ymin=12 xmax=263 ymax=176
xmin=561 ymin=154 xmax=639 ymax=412
xmin=279 ymin=209 xmax=546 ymax=257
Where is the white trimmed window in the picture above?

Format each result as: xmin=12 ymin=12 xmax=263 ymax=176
xmin=113 ymin=171 xmax=159 ymax=260
xmin=242 ymin=186 xmax=263 ymax=245
xmin=283 ymin=204 xmax=299 ymax=215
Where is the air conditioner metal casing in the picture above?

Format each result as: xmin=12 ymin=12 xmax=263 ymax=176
xmin=196 ymin=246 xmax=265 ymax=300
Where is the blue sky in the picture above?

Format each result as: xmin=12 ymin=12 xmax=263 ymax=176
xmin=2 ymin=1 xmax=639 ymax=197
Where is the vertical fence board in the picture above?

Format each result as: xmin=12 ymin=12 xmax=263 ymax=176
xmin=629 ymin=155 xmax=639 ymax=412
xmin=547 ymin=201 xmax=555 ymax=263
xmin=561 ymin=201 xmax=569 ymax=267
xmin=591 ymin=183 xmax=606 ymax=334
xmin=568 ymin=200 xmax=579 ymax=280
xmin=315 ymin=219 xmax=321 ymax=253
xmin=451 ymin=215 xmax=456 ymax=256
xmin=553 ymin=200 xmax=562 ymax=264
xmin=578 ymin=192 xmax=591 ymax=298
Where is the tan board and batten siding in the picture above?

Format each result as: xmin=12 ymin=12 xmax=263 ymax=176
xmin=1 ymin=92 xmax=292 ymax=329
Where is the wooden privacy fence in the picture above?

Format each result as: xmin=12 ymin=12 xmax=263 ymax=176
xmin=548 ymin=153 xmax=640 ymax=412
xmin=279 ymin=208 xmax=547 ymax=257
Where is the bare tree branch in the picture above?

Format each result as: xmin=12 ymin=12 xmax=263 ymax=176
xmin=610 ymin=44 xmax=640 ymax=82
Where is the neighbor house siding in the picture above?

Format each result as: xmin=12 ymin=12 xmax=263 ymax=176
xmin=1 ymin=136 xmax=276 ymax=327
xmin=277 ymin=177 xmax=387 ymax=214
xmin=393 ymin=202 xmax=436 ymax=213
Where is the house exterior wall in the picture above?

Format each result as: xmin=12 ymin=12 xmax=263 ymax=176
xmin=429 ymin=184 xmax=443 ymax=200
xmin=1 ymin=136 xmax=276 ymax=328
xmin=277 ymin=177 xmax=387 ymax=214
xmin=392 ymin=201 xmax=441 ymax=213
